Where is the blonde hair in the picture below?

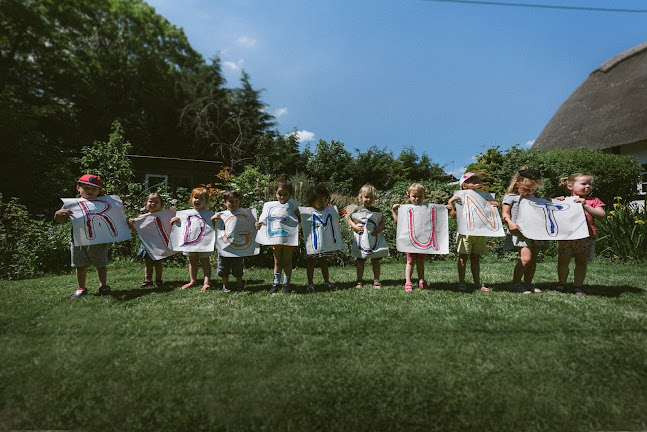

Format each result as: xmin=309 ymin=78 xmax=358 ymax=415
xmin=357 ymin=184 xmax=377 ymax=201
xmin=506 ymin=167 xmax=542 ymax=194
xmin=188 ymin=187 xmax=210 ymax=206
xmin=407 ymin=183 xmax=426 ymax=197
xmin=559 ymin=173 xmax=594 ymax=188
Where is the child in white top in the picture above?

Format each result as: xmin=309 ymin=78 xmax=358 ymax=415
xmin=501 ymin=168 xmax=547 ymax=294
xmin=254 ymin=174 xmax=300 ymax=294
xmin=170 ymin=187 xmax=213 ymax=292
xmin=211 ymin=189 xmax=246 ymax=293
xmin=303 ymin=183 xmax=338 ymax=293
xmin=348 ymin=184 xmax=386 ymax=288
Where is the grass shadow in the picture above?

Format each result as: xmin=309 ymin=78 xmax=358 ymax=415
xmin=108 ymin=280 xmax=182 ymax=301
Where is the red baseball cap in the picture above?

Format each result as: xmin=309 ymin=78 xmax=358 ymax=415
xmin=77 ymin=174 xmax=103 ymax=188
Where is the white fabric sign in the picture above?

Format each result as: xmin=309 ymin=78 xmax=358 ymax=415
xmin=517 ymin=196 xmax=589 ymax=240
xmin=168 ymin=209 xmax=215 ymax=252
xmin=214 ymin=208 xmax=260 ymax=257
xmin=349 ymin=208 xmax=389 ymax=259
xmin=299 ymin=206 xmax=346 ymax=255
xmin=454 ymin=190 xmax=505 ymax=237
xmin=61 ymin=196 xmax=132 ymax=246
xmin=132 ymin=209 xmax=178 ymax=261
xmin=396 ymin=204 xmax=449 ymax=254
xmin=255 ymin=199 xmax=300 ymax=246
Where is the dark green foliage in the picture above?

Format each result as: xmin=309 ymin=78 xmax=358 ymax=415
xmin=467 ymin=146 xmax=642 ymax=203
xmin=598 ymin=197 xmax=647 ymax=262
xmin=0 ymin=195 xmax=69 ymax=279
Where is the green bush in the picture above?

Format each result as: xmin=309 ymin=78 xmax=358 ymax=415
xmin=597 ymin=197 xmax=647 ymax=262
xmin=468 ymin=146 xmax=642 ymax=204
xmin=0 ymin=195 xmax=70 ymax=279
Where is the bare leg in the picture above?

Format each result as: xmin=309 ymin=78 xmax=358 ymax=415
xmin=457 ymin=254 xmax=468 ymax=284
xmin=96 ymin=266 xmax=107 ymax=287
xmin=557 ymin=253 xmax=571 ymax=286
xmin=573 ymin=252 xmax=588 ymax=287
xmin=470 ymin=253 xmax=480 ymax=285
xmin=200 ymin=257 xmax=212 ymax=286
xmin=356 ymin=258 xmax=366 ymax=284
xmin=321 ymin=258 xmax=330 ymax=283
xmin=76 ymin=265 xmax=88 ymax=289
xmin=188 ymin=254 xmax=199 ymax=283
xmin=371 ymin=259 xmax=381 ymax=281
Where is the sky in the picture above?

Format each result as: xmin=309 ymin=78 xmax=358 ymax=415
xmin=145 ymin=0 xmax=646 ymax=176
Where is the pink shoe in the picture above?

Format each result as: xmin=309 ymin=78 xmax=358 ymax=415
xmin=418 ymin=280 xmax=429 ymax=290
xmin=404 ymin=282 xmax=413 ymax=292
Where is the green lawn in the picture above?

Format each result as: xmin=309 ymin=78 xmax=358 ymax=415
xmin=1 ymin=259 xmax=646 ymax=431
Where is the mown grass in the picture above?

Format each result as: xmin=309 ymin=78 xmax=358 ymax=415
xmin=1 ymin=259 xmax=646 ymax=431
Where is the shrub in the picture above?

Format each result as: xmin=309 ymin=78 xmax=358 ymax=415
xmin=597 ymin=197 xmax=647 ymax=262
xmin=0 ymin=195 xmax=70 ymax=279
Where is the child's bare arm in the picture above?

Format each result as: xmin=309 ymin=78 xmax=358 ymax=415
xmin=501 ymin=203 xmax=520 ymax=231
xmin=54 ymin=209 xmax=73 ymax=224
xmin=391 ymin=204 xmax=400 ymax=222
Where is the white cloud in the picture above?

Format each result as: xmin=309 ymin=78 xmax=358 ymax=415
xmin=236 ymin=36 xmax=257 ymax=48
xmin=223 ymin=59 xmax=244 ymax=71
xmin=274 ymin=107 xmax=288 ymax=117
xmin=287 ymin=130 xmax=315 ymax=143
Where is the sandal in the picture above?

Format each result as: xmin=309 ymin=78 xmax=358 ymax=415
xmin=154 ymin=280 xmax=163 ymax=287
xmin=476 ymin=283 xmax=490 ymax=292
xmin=513 ymin=283 xmax=531 ymax=294
xmin=404 ymin=282 xmax=413 ymax=292
xmin=373 ymin=280 xmax=382 ymax=289
xmin=324 ymin=282 xmax=335 ymax=290
xmin=526 ymin=283 xmax=542 ymax=293
xmin=573 ymin=287 xmax=587 ymax=296
xmin=98 ymin=285 xmax=111 ymax=295
xmin=457 ymin=283 xmax=467 ymax=292
xmin=201 ymin=284 xmax=212 ymax=292
xmin=418 ymin=279 xmax=429 ymax=290
xmin=181 ymin=281 xmax=198 ymax=290
xmin=355 ymin=281 xmax=363 ymax=288
xmin=140 ymin=280 xmax=153 ymax=288
xmin=306 ymin=283 xmax=315 ymax=293
xmin=554 ymin=285 xmax=566 ymax=293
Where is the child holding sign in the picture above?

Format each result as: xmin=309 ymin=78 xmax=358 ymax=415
xmin=170 ymin=187 xmax=214 ymax=292
xmin=211 ymin=189 xmax=247 ymax=292
xmin=392 ymin=183 xmax=430 ymax=292
xmin=555 ymin=173 xmax=605 ymax=296
xmin=348 ymin=184 xmax=387 ymax=288
xmin=302 ymin=184 xmax=340 ymax=293
xmin=501 ymin=168 xmax=547 ymax=294
xmin=54 ymin=174 xmax=111 ymax=299
xmin=129 ymin=192 xmax=169 ymax=289
xmin=447 ymin=172 xmax=499 ymax=292
xmin=254 ymin=174 xmax=300 ymax=294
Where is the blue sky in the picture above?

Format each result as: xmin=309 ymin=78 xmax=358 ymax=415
xmin=146 ymin=0 xmax=646 ymax=176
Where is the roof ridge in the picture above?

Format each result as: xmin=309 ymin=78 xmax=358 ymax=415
xmin=594 ymin=40 xmax=647 ymax=73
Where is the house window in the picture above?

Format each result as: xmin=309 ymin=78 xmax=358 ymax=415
xmin=145 ymin=174 xmax=168 ymax=193
xmin=640 ymin=169 xmax=647 ymax=195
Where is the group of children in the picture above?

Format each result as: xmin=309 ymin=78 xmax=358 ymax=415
xmin=56 ymin=168 xmax=605 ymax=299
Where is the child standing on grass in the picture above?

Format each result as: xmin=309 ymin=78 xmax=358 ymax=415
xmin=129 ymin=192 xmax=166 ymax=288
xmin=501 ymin=168 xmax=548 ymax=294
xmin=171 ymin=187 xmax=214 ymax=292
xmin=348 ymin=184 xmax=386 ymax=288
xmin=303 ymin=183 xmax=338 ymax=293
xmin=446 ymin=172 xmax=499 ymax=292
xmin=555 ymin=173 xmax=605 ymax=296
xmin=54 ymin=174 xmax=111 ymax=300
xmin=211 ymin=189 xmax=246 ymax=293
xmin=392 ymin=183 xmax=430 ymax=292
xmin=254 ymin=174 xmax=300 ymax=294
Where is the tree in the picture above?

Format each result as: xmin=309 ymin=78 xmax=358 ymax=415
xmin=1 ymin=0 xmax=204 ymax=209
xmin=306 ymin=140 xmax=354 ymax=194
xmin=253 ymin=131 xmax=302 ymax=177
xmin=352 ymin=146 xmax=398 ymax=192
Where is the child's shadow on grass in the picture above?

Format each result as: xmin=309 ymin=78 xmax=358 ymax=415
xmin=109 ymin=280 xmax=181 ymax=301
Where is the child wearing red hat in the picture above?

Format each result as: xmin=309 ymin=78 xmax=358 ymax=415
xmin=54 ymin=174 xmax=111 ymax=299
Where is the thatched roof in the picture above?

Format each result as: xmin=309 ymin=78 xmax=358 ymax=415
xmin=533 ymin=41 xmax=647 ymax=151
